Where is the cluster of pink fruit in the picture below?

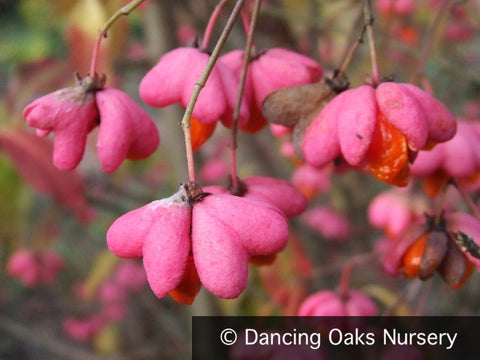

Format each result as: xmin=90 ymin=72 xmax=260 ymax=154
xmin=6 ymin=248 xmax=64 ymax=287
xmin=11 ymin=0 xmax=480 ymax=314
xmin=23 ymin=75 xmax=159 ymax=173
xmin=63 ymin=260 xmax=146 ymax=342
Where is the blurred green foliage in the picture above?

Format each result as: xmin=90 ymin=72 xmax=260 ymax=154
xmin=0 ymin=0 xmax=66 ymax=64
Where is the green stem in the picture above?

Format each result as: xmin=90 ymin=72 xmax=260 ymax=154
xmin=230 ymin=0 xmax=262 ymax=189
xmin=89 ymin=0 xmax=145 ymax=76
xmin=202 ymin=0 xmax=229 ymax=50
xmin=181 ymin=0 xmax=246 ymax=183
xmin=363 ymin=0 xmax=380 ymax=82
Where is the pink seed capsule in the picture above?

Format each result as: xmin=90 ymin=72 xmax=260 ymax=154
xmin=140 ymin=47 xmax=249 ymax=125
xmin=96 ymin=87 xmax=160 ymax=173
xmin=298 ymin=289 xmax=378 ymax=317
xmin=192 ymin=193 xmax=289 ymax=298
xmin=23 ymin=86 xmax=98 ymax=170
xmin=106 ymin=185 xmax=191 ymax=259
xmin=242 ymin=175 xmax=307 ymax=218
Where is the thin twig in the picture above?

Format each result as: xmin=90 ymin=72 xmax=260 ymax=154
xmin=230 ymin=0 xmax=262 ymax=188
xmin=202 ymin=0 xmax=229 ymax=50
xmin=434 ymin=179 xmax=450 ymax=224
xmin=450 ymin=177 xmax=480 ymax=220
xmin=338 ymin=259 xmax=355 ymax=298
xmin=411 ymin=0 xmax=451 ymax=85
xmin=181 ymin=0 xmax=246 ymax=183
xmin=337 ymin=252 xmax=377 ymax=298
xmin=363 ymin=0 xmax=381 ymax=82
xmin=89 ymin=0 xmax=145 ymax=76
xmin=337 ymin=3 xmax=366 ymax=75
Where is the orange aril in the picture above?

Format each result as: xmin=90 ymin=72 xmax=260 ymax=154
xmin=190 ymin=117 xmax=216 ymax=152
xmin=296 ymin=185 xmax=317 ymax=201
xmin=364 ymin=111 xmax=409 ymax=186
xmin=423 ymin=172 xmax=449 ymax=198
xmin=240 ymin=105 xmax=268 ymax=133
xmin=250 ymin=253 xmax=277 ymax=266
xmin=423 ymin=140 xmax=437 ymax=150
xmin=450 ymin=259 xmax=474 ymax=290
xmin=169 ymin=256 xmax=202 ymax=305
xmin=403 ymin=232 xmax=429 ymax=278
xmin=460 ymin=171 xmax=480 ymax=187
xmin=398 ymin=25 xmax=419 ymax=46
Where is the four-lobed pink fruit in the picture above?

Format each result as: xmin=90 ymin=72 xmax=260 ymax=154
xmin=24 ymin=79 xmax=160 ymax=173
xmin=107 ymin=184 xmax=290 ymax=302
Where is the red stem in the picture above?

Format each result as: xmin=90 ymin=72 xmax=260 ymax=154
xmin=339 ymin=260 xmax=354 ymax=299
xmin=89 ymin=33 xmax=104 ymax=77
xmin=185 ymin=121 xmax=196 ymax=183
xmin=88 ymin=0 xmax=145 ymax=77
xmin=202 ymin=0 xmax=229 ymax=50
xmin=338 ymin=252 xmax=377 ymax=298
xmin=240 ymin=8 xmax=250 ymax=35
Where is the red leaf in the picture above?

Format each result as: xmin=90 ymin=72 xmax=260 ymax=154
xmin=0 ymin=128 xmax=95 ymax=222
